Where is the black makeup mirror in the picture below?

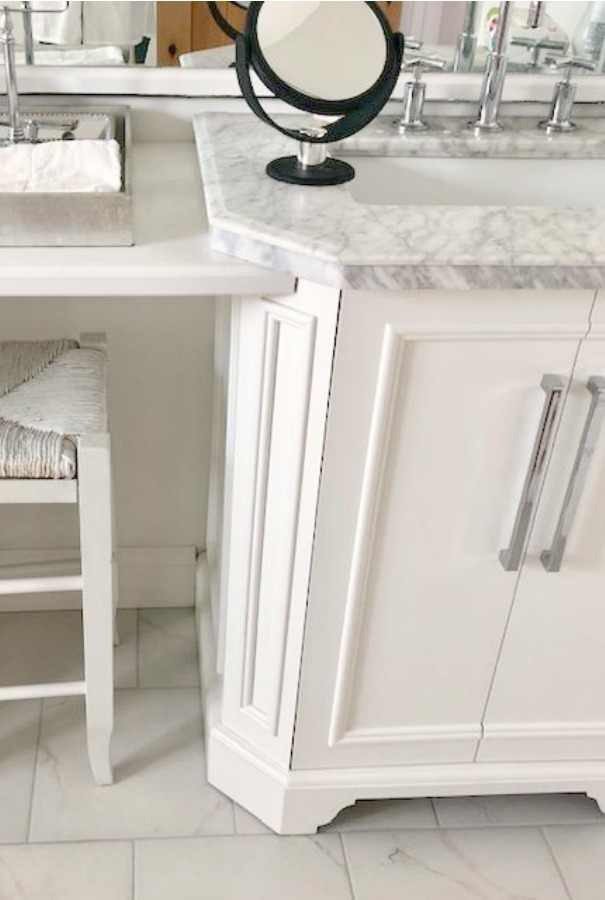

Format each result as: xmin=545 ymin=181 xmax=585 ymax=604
xmin=210 ymin=1 xmax=404 ymax=186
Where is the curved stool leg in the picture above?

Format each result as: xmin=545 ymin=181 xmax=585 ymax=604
xmin=78 ymin=433 xmax=115 ymax=786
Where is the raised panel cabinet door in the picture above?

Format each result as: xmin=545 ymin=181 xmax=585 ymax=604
xmin=293 ymin=288 xmax=593 ymax=770
xmin=479 ymin=299 xmax=605 ymax=763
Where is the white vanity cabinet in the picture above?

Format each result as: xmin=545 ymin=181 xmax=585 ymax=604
xmin=292 ymin=287 xmax=596 ymax=770
xmin=206 ymin=281 xmax=605 ymax=834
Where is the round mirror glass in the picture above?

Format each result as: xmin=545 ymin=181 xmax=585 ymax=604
xmin=255 ymin=1 xmax=388 ymax=101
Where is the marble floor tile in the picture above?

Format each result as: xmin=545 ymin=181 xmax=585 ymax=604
xmin=343 ymin=827 xmax=569 ymax=900
xmin=233 ymin=804 xmax=273 ymax=835
xmin=138 ymin=608 xmax=199 ymax=688
xmin=0 ymin=841 xmax=132 ymax=900
xmin=0 ymin=609 xmax=137 ymax=690
xmin=29 ymin=688 xmax=234 ymax=842
xmin=433 ymin=793 xmax=605 ymax=828
xmin=135 ymin=834 xmax=353 ymax=900
xmin=0 ymin=700 xmax=40 ymax=843
xmin=545 ymin=825 xmax=605 ymax=900
xmin=324 ymin=798 xmax=438 ymax=832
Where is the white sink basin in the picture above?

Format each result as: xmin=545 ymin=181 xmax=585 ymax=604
xmin=346 ymin=156 xmax=605 ymax=208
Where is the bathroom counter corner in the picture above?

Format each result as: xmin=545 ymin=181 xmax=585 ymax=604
xmin=194 ymin=112 xmax=605 ymax=292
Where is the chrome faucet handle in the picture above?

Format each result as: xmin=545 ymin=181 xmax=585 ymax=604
xmin=510 ymin=35 xmax=567 ymax=68
xmin=393 ymin=56 xmax=446 ymax=133
xmin=404 ymin=36 xmax=423 ymax=51
xmin=539 ymin=57 xmax=595 ymax=132
xmin=403 ymin=56 xmax=447 ymax=74
xmin=546 ymin=55 xmax=596 ymax=75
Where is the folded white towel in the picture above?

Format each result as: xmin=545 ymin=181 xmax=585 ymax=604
xmin=0 ymin=45 xmax=126 ymax=66
xmin=0 ymin=139 xmax=122 ymax=193
xmin=31 ymin=1 xmax=154 ymax=46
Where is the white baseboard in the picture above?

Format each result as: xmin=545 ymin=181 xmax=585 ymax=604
xmin=0 ymin=546 xmax=196 ymax=610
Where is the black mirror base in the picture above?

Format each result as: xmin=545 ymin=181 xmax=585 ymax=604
xmin=266 ymin=156 xmax=355 ymax=186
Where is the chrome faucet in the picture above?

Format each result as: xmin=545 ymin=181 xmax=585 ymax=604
xmin=22 ymin=1 xmax=34 ymax=65
xmin=453 ymin=1 xmax=479 ymax=73
xmin=0 ymin=6 xmax=25 ymax=143
xmin=469 ymin=0 xmax=513 ymax=131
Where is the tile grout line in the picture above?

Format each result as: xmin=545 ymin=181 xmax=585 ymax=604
xmin=25 ymin=699 xmax=44 ymax=843
xmin=429 ymin=798 xmax=442 ymax=828
xmin=338 ymin=832 xmax=358 ymax=900
xmin=541 ymin=826 xmax=575 ymax=900
xmin=135 ymin=610 xmax=141 ymax=689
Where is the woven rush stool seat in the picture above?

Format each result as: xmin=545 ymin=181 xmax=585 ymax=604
xmin=0 ymin=334 xmax=116 ymax=786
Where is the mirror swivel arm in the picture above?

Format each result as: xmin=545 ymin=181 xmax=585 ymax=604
xmin=208 ymin=2 xmax=242 ymax=43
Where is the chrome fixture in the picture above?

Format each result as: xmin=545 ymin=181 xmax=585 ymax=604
xmin=405 ymin=36 xmax=423 ymax=51
xmin=1 ymin=2 xmax=73 ymax=145
xmin=453 ymin=1 xmax=479 ymax=73
xmin=539 ymin=56 xmax=595 ymax=132
xmin=393 ymin=56 xmax=446 ymax=133
xmin=297 ymin=125 xmax=328 ymax=169
xmin=541 ymin=377 xmax=605 ymax=573
xmin=510 ymin=35 xmax=567 ymax=69
xmin=0 ymin=6 xmax=25 ymax=143
xmin=22 ymin=0 xmax=33 ymax=65
xmin=469 ymin=0 xmax=513 ymax=132
xmin=526 ymin=1 xmax=545 ymax=29
xmin=499 ymin=375 xmax=565 ymax=572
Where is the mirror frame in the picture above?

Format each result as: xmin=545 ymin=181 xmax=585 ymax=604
xmin=7 ymin=62 xmax=605 ymax=104
xmin=245 ymin=1 xmax=398 ymax=114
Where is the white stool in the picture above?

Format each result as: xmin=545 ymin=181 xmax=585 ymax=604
xmin=0 ymin=333 xmax=116 ymax=785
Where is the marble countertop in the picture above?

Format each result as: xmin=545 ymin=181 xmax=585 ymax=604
xmin=194 ymin=112 xmax=605 ymax=292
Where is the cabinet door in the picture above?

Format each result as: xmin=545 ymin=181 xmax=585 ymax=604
xmin=293 ymin=288 xmax=593 ymax=770
xmin=480 ymin=299 xmax=605 ymax=763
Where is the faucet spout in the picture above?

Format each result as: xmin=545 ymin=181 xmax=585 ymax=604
xmin=453 ymin=1 xmax=479 ymax=73
xmin=1 ymin=6 xmax=26 ymax=143
xmin=469 ymin=0 xmax=513 ymax=131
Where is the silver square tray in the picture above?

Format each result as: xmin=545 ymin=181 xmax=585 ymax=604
xmin=0 ymin=106 xmax=133 ymax=247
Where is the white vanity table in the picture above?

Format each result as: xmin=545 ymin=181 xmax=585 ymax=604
xmin=5 ymin=49 xmax=605 ymax=836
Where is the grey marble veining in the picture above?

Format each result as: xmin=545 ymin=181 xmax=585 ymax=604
xmin=194 ymin=112 xmax=605 ymax=291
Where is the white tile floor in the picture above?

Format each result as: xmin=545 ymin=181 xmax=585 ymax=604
xmin=1 ymin=607 xmax=605 ymax=899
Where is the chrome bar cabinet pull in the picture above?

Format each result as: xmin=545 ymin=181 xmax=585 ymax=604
xmin=541 ymin=376 xmax=605 ymax=573
xmin=499 ymin=375 xmax=565 ymax=572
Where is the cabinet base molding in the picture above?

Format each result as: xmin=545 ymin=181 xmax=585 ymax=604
xmin=206 ymin=725 xmax=605 ymax=834
xmin=196 ymin=559 xmax=605 ymax=834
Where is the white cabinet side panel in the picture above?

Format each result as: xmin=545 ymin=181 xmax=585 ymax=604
xmin=221 ymin=283 xmax=339 ymax=765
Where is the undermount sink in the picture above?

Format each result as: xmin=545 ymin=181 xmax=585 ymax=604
xmin=0 ymin=107 xmax=133 ymax=247
xmin=346 ymin=156 xmax=605 ymax=208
